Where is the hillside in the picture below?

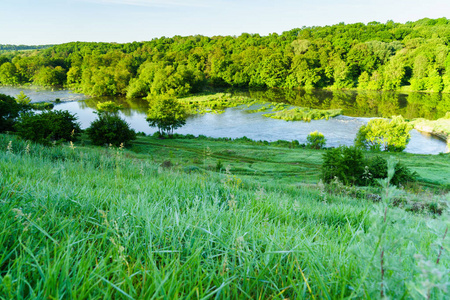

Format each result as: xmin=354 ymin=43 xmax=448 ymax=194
xmin=0 ymin=133 xmax=449 ymax=299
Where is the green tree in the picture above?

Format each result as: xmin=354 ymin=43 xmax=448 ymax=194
xmin=357 ymin=71 xmax=370 ymax=90
xmin=14 ymin=110 xmax=81 ymax=145
xmin=87 ymin=115 xmax=136 ymax=146
xmin=15 ymin=91 xmax=32 ymax=105
xmin=146 ymin=97 xmax=186 ymax=135
xmin=331 ymin=58 xmax=353 ymax=88
xmin=355 ymin=116 xmax=413 ymax=152
xmin=0 ymin=62 xmax=20 ymax=85
xmin=33 ymin=66 xmax=66 ymax=86
xmin=306 ymin=131 xmax=326 ymax=149
xmin=321 ymin=146 xmax=365 ymax=185
xmin=0 ymin=93 xmax=29 ymax=132
xmin=383 ymin=57 xmax=405 ymax=90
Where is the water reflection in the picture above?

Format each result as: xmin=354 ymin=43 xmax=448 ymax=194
xmin=231 ymin=89 xmax=449 ymax=120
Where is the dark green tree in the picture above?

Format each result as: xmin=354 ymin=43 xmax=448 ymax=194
xmin=0 ymin=93 xmax=29 ymax=132
xmin=14 ymin=110 xmax=81 ymax=145
xmin=321 ymin=146 xmax=365 ymax=185
xmin=86 ymin=100 xmax=136 ymax=146
xmin=86 ymin=115 xmax=136 ymax=146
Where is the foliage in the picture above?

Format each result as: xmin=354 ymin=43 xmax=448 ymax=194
xmin=15 ymin=91 xmax=31 ymax=105
xmin=14 ymin=110 xmax=81 ymax=145
xmin=412 ymin=112 xmax=450 ymax=142
xmin=0 ymin=134 xmax=448 ymax=299
xmin=31 ymin=102 xmax=54 ymax=110
xmin=33 ymin=66 xmax=66 ymax=86
xmin=366 ymin=156 xmax=417 ymax=186
xmin=147 ymin=96 xmax=187 ymax=135
xmin=263 ymin=107 xmax=342 ymax=121
xmin=306 ymin=131 xmax=327 ymax=149
xmin=355 ymin=116 xmax=413 ymax=152
xmin=321 ymin=146 xmax=366 ymax=185
xmin=86 ymin=114 xmax=136 ymax=146
xmin=2 ymin=19 xmax=450 ymax=94
xmin=0 ymin=93 xmax=29 ymax=132
xmin=321 ymin=145 xmax=418 ymax=187
xmin=96 ymin=100 xmax=123 ymax=114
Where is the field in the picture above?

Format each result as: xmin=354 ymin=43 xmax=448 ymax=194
xmin=0 ymin=133 xmax=449 ymax=299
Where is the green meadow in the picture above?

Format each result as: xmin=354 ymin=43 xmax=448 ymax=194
xmin=0 ymin=133 xmax=449 ymax=299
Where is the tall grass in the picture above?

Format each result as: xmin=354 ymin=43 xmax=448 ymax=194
xmin=0 ymin=134 xmax=448 ymax=299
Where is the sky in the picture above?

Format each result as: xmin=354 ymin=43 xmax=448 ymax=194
xmin=1 ymin=0 xmax=449 ymax=45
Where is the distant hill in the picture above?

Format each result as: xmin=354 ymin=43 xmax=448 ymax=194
xmin=0 ymin=44 xmax=55 ymax=52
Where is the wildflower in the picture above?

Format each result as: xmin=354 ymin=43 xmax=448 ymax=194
xmin=6 ymin=141 xmax=13 ymax=154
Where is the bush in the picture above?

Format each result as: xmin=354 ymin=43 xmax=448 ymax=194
xmin=366 ymin=156 xmax=417 ymax=186
xmin=31 ymin=102 xmax=54 ymax=110
xmin=321 ymin=146 xmax=417 ymax=187
xmin=355 ymin=116 xmax=412 ymax=152
xmin=321 ymin=146 xmax=365 ymax=185
xmin=0 ymin=93 xmax=29 ymax=132
xmin=306 ymin=131 xmax=326 ymax=149
xmin=86 ymin=115 xmax=136 ymax=146
xmin=14 ymin=110 xmax=81 ymax=145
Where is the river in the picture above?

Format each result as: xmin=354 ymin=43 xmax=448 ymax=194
xmin=0 ymin=86 xmax=448 ymax=154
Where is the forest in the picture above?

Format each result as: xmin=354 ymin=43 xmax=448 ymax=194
xmin=1 ymin=18 xmax=450 ymax=99
xmin=0 ymin=44 xmax=53 ymax=53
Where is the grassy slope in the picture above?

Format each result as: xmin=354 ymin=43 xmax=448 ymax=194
xmin=0 ymin=134 xmax=449 ymax=299
xmin=131 ymin=135 xmax=450 ymax=188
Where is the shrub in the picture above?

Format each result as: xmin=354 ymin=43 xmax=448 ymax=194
xmin=15 ymin=91 xmax=32 ymax=105
xmin=366 ymin=156 xmax=417 ymax=186
xmin=0 ymin=93 xmax=29 ymax=132
xmin=321 ymin=146 xmax=417 ymax=187
xmin=86 ymin=115 xmax=136 ymax=146
xmin=14 ymin=110 xmax=81 ymax=145
xmin=306 ymin=131 xmax=326 ymax=149
xmin=31 ymin=102 xmax=54 ymax=110
xmin=321 ymin=146 xmax=365 ymax=185
xmin=355 ymin=116 xmax=412 ymax=152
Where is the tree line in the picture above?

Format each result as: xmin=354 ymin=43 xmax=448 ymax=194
xmin=0 ymin=44 xmax=54 ymax=53
xmin=1 ymin=18 xmax=450 ymax=96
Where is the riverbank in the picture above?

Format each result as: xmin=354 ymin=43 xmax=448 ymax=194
xmin=412 ymin=112 xmax=450 ymax=147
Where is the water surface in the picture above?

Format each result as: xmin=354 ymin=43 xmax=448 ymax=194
xmin=1 ymin=86 xmax=448 ymax=154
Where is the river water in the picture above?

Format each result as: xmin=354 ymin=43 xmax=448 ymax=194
xmin=1 ymin=86 xmax=448 ymax=154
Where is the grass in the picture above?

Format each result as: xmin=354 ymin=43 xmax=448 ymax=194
xmin=412 ymin=112 xmax=450 ymax=144
xmin=178 ymin=93 xmax=256 ymax=115
xmin=0 ymin=133 xmax=449 ymax=299
xmin=130 ymin=133 xmax=450 ymax=189
xmin=178 ymin=93 xmax=343 ymax=122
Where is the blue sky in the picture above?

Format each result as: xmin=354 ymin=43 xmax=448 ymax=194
xmin=1 ymin=0 xmax=449 ymax=45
